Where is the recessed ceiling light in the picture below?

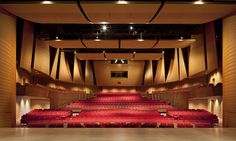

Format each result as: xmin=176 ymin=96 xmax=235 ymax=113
xmin=41 ymin=1 xmax=53 ymax=4
xmin=193 ymin=0 xmax=204 ymax=5
xmin=102 ymin=25 xmax=108 ymax=31
xmin=137 ymin=33 xmax=144 ymax=42
xmin=55 ymin=36 xmax=61 ymax=41
xmin=117 ymin=0 xmax=129 ymax=4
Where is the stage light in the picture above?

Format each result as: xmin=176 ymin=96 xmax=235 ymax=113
xmin=138 ymin=33 xmax=144 ymax=42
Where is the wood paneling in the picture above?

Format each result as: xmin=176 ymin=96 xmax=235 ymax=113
xmin=223 ymin=15 xmax=236 ymax=127
xmin=144 ymin=60 xmax=153 ymax=85
xmin=205 ymin=22 xmax=218 ymax=72
xmin=189 ymin=34 xmax=206 ymax=76
xmin=0 ymin=11 xmax=16 ymax=127
xmin=50 ymin=49 xmax=59 ymax=79
xmin=73 ymin=56 xmax=84 ymax=84
xmin=154 ymin=57 xmax=165 ymax=84
xmin=59 ymin=52 xmax=72 ymax=82
xmin=166 ymin=49 xmax=179 ymax=82
xmin=179 ymin=48 xmax=187 ymax=80
xmin=20 ymin=21 xmax=34 ymax=72
xmin=34 ymin=39 xmax=50 ymax=75
xmin=85 ymin=60 xmax=94 ymax=85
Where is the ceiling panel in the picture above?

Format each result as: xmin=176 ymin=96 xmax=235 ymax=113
xmin=82 ymin=40 xmax=118 ymax=48
xmin=155 ymin=39 xmax=196 ymax=48
xmin=76 ymin=53 xmax=105 ymax=60
xmin=121 ymin=40 xmax=158 ymax=49
xmin=134 ymin=53 xmax=162 ymax=60
xmin=81 ymin=3 xmax=159 ymax=24
xmin=152 ymin=4 xmax=236 ymax=24
xmin=47 ymin=40 xmax=84 ymax=48
xmin=106 ymin=53 xmax=133 ymax=60
xmin=0 ymin=4 xmax=87 ymax=23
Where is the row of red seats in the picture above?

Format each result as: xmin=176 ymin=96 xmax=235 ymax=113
xmin=167 ymin=109 xmax=218 ymax=123
xmin=21 ymin=109 xmax=72 ymax=124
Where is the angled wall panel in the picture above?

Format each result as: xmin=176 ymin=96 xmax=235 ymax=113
xmin=20 ymin=21 xmax=34 ymax=72
xmin=166 ymin=48 xmax=179 ymax=82
xmin=205 ymin=22 xmax=218 ymax=72
xmin=59 ymin=52 xmax=72 ymax=82
xmin=34 ymin=39 xmax=50 ymax=75
xmin=179 ymin=48 xmax=187 ymax=80
xmin=154 ymin=56 xmax=165 ymax=84
xmin=50 ymin=48 xmax=59 ymax=79
xmin=85 ymin=60 xmax=94 ymax=85
xmin=0 ymin=12 xmax=16 ymax=127
xmin=73 ymin=56 xmax=84 ymax=84
xmin=189 ymin=34 xmax=206 ymax=76
xmin=144 ymin=60 xmax=153 ymax=85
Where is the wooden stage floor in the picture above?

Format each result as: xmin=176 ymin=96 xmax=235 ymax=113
xmin=0 ymin=128 xmax=236 ymax=141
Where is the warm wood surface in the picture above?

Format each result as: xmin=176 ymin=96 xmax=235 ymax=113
xmin=0 ymin=128 xmax=236 ymax=141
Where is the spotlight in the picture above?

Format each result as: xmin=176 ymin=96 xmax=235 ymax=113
xmin=41 ymin=1 xmax=53 ymax=4
xmin=103 ymin=50 xmax=106 ymax=54
xmin=102 ymin=25 xmax=108 ymax=31
xmin=94 ymin=32 xmax=101 ymax=42
xmin=129 ymin=25 xmax=134 ymax=30
xmin=117 ymin=0 xmax=129 ymax=4
xmin=55 ymin=36 xmax=61 ymax=41
xmin=178 ymin=36 xmax=184 ymax=42
xmin=193 ymin=0 xmax=204 ymax=5
xmin=133 ymin=51 xmax=136 ymax=54
xmin=137 ymin=33 xmax=144 ymax=42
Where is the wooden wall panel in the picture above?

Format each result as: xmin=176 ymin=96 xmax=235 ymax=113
xmin=0 ymin=11 xmax=16 ymax=127
xmin=73 ymin=56 xmax=84 ymax=84
xmin=205 ymin=22 xmax=218 ymax=72
xmin=34 ymin=39 xmax=50 ymax=75
xmin=144 ymin=60 xmax=153 ymax=85
xmin=189 ymin=34 xmax=206 ymax=76
xmin=59 ymin=52 xmax=72 ymax=82
xmin=20 ymin=20 xmax=34 ymax=72
xmin=85 ymin=60 xmax=94 ymax=85
xmin=166 ymin=48 xmax=179 ymax=82
xmin=223 ymin=15 xmax=236 ymax=127
xmin=50 ymin=49 xmax=59 ymax=79
xmin=154 ymin=57 xmax=165 ymax=84
xmin=179 ymin=48 xmax=187 ymax=80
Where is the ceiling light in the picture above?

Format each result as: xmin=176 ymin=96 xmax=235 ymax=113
xmin=193 ymin=0 xmax=204 ymax=5
xmin=94 ymin=32 xmax=101 ymax=42
xmin=41 ymin=1 xmax=53 ymax=4
xmin=115 ymin=59 xmax=118 ymax=63
xmin=117 ymin=0 xmax=129 ymax=4
xmin=162 ymin=51 xmax=165 ymax=54
xmin=138 ymin=33 xmax=144 ymax=42
xmin=129 ymin=26 xmax=134 ymax=30
xmin=103 ymin=50 xmax=106 ymax=54
xmin=55 ymin=36 xmax=61 ymax=41
xmin=102 ymin=25 xmax=107 ymax=31
xmin=133 ymin=51 xmax=136 ymax=54
xmin=178 ymin=36 xmax=184 ymax=42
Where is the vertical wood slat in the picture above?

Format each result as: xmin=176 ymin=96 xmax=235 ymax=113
xmin=0 ymin=12 xmax=16 ymax=127
xmin=223 ymin=15 xmax=236 ymax=127
xmin=144 ymin=60 xmax=153 ymax=85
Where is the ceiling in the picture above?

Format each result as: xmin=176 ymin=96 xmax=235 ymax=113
xmin=1 ymin=1 xmax=236 ymax=24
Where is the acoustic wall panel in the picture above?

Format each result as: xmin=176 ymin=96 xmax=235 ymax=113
xmin=223 ymin=15 xmax=236 ymax=127
xmin=20 ymin=20 xmax=34 ymax=72
xmin=179 ymin=48 xmax=187 ymax=80
xmin=0 ymin=11 xmax=16 ymax=127
xmin=85 ymin=60 xmax=94 ymax=85
xmin=154 ymin=56 xmax=165 ymax=84
xmin=205 ymin=22 xmax=218 ymax=72
xmin=59 ymin=52 xmax=72 ymax=82
xmin=73 ymin=56 xmax=84 ymax=84
xmin=50 ymin=49 xmax=59 ymax=79
xmin=166 ymin=48 xmax=179 ymax=82
xmin=189 ymin=34 xmax=206 ymax=76
xmin=34 ymin=39 xmax=50 ymax=75
xmin=144 ymin=60 xmax=153 ymax=85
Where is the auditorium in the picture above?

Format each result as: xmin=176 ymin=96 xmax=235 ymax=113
xmin=0 ymin=0 xmax=236 ymax=140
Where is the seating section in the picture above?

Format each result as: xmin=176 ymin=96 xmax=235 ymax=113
xmin=66 ymin=93 xmax=173 ymax=110
xmin=21 ymin=92 xmax=218 ymax=128
xmin=21 ymin=109 xmax=72 ymax=124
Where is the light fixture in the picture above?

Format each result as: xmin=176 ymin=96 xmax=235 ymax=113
xmin=193 ymin=0 xmax=204 ymax=5
xmin=94 ymin=32 xmax=101 ymax=42
xmin=102 ymin=24 xmax=108 ymax=31
xmin=115 ymin=59 xmax=118 ymax=63
xmin=178 ymin=36 xmax=184 ymax=42
xmin=138 ymin=33 xmax=144 ymax=42
xmin=41 ymin=1 xmax=53 ymax=4
xmin=129 ymin=25 xmax=134 ymax=30
xmin=117 ymin=0 xmax=129 ymax=4
xmin=162 ymin=51 xmax=165 ymax=54
xmin=133 ymin=51 xmax=136 ymax=54
xmin=121 ymin=59 xmax=124 ymax=64
xmin=55 ymin=36 xmax=61 ymax=41
xmin=103 ymin=50 xmax=106 ymax=54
